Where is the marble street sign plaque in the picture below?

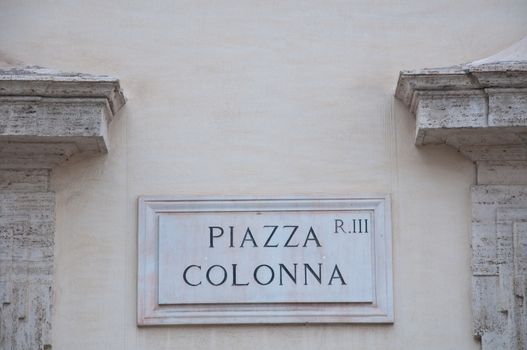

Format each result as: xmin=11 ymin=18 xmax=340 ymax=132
xmin=138 ymin=196 xmax=393 ymax=325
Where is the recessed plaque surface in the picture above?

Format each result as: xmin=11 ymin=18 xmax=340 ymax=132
xmin=138 ymin=196 xmax=393 ymax=325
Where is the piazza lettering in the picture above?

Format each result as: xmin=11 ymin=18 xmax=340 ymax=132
xmin=181 ymin=219 xmax=367 ymax=287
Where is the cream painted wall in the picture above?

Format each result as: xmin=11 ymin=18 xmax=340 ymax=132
xmin=1 ymin=1 xmax=527 ymax=349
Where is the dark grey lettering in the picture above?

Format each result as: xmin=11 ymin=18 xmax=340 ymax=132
xmin=183 ymin=265 xmax=201 ymax=286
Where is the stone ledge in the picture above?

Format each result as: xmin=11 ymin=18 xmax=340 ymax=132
xmin=0 ymin=66 xmax=125 ymax=114
xmin=395 ymin=37 xmax=527 ymax=161
xmin=0 ymin=66 xmax=125 ymax=168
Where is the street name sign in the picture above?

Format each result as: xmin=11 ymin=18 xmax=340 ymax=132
xmin=138 ymin=196 xmax=393 ymax=325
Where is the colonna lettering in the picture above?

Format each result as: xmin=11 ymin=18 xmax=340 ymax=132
xmin=182 ymin=224 xmax=353 ymax=287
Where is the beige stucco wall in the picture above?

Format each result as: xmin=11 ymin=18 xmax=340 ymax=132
xmin=1 ymin=1 xmax=527 ymax=349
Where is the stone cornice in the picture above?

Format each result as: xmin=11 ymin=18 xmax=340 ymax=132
xmin=0 ymin=66 xmax=126 ymax=168
xmin=0 ymin=66 xmax=125 ymax=114
xmin=395 ymin=38 xmax=527 ymax=161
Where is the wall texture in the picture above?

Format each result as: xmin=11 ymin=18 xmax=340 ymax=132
xmin=1 ymin=1 xmax=527 ymax=349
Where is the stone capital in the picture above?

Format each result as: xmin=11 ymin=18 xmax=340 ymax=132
xmin=395 ymin=37 xmax=527 ymax=162
xmin=0 ymin=66 xmax=125 ymax=168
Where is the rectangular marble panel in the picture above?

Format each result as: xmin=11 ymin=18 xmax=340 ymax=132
xmin=138 ymin=196 xmax=393 ymax=325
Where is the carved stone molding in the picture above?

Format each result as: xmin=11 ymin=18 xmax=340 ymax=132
xmin=0 ymin=66 xmax=125 ymax=168
xmin=0 ymin=66 xmax=125 ymax=350
xmin=395 ymin=37 xmax=527 ymax=163
xmin=396 ymin=37 xmax=527 ymax=350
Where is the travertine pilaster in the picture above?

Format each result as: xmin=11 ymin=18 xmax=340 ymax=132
xmin=472 ymin=186 xmax=527 ymax=350
xmin=396 ymin=37 xmax=527 ymax=350
xmin=0 ymin=171 xmax=54 ymax=349
xmin=0 ymin=66 xmax=124 ymax=350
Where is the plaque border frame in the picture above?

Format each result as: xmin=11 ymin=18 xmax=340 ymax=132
xmin=137 ymin=195 xmax=393 ymax=325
